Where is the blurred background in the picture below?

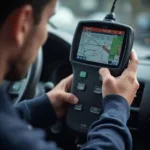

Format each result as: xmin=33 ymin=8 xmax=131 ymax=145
xmin=50 ymin=0 xmax=150 ymax=58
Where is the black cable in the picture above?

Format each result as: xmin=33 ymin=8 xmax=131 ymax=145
xmin=110 ymin=0 xmax=117 ymax=13
xmin=104 ymin=0 xmax=118 ymax=21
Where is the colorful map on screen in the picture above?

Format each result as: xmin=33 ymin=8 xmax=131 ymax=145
xmin=77 ymin=27 xmax=125 ymax=66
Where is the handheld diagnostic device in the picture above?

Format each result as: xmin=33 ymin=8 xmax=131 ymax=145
xmin=67 ymin=0 xmax=134 ymax=135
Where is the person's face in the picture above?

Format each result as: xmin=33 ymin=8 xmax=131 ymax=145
xmin=6 ymin=0 xmax=56 ymax=81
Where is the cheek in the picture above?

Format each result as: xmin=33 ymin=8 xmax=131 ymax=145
xmin=38 ymin=24 xmax=48 ymax=46
xmin=25 ymin=23 xmax=48 ymax=64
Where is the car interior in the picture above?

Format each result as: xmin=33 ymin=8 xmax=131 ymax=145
xmin=1 ymin=0 xmax=150 ymax=150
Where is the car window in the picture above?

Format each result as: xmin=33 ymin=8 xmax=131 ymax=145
xmin=51 ymin=0 xmax=150 ymax=58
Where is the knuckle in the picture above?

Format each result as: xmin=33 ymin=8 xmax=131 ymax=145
xmin=60 ymin=79 xmax=67 ymax=88
xmin=127 ymin=74 xmax=135 ymax=82
xmin=57 ymin=92 xmax=62 ymax=100
xmin=68 ymin=93 xmax=73 ymax=99
xmin=104 ymin=76 xmax=113 ymax=85
xmin=134 ymin=59 xmax=139 ymax=65
xmin=67 ymin=94 xmax=76 ymax=102
xmin=135 ymin=81 xmax=140 ymax=90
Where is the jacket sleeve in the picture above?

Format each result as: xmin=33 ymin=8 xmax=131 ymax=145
xmin=14 ymin=94 xmax=58 ymax=128
xmin=81 ymin=95 xmax=132 ymax=150
xmin=0 ymin=112 xmax=62 ymax=150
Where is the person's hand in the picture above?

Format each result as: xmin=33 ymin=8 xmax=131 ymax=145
xmin=99 ymin=51 xmax=140 ymax=105
xmin=47 ymin=75 xmax=78 ymax=118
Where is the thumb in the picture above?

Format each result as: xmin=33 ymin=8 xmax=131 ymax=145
xmin=99 ymin=68 xmax=111 ymax=80
xmin=58 ymin=91 xmax=79 ymax=104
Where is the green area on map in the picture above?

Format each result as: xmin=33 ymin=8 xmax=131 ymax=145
xmin=109 ymin=36 xmax=123 ymax=61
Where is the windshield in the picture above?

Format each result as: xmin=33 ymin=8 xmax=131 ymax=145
xmin=51 ymin=0 xmax=150 ymax=58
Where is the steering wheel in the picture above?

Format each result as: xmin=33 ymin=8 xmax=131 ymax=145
xmin=1 ymin=48 xmax=43 ymax=104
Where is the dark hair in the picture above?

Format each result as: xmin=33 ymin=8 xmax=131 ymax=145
xmin=0 ymin=0 xmax=50 ymax=25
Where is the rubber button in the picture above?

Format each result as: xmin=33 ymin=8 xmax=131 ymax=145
xmin=77 ymin=83 xmax=86 ymax=91
xmin=80 ymin=71 xmax=87 ymax=78
xmin=90 ymin=107 xmax=102 ymax=115
xmin=94 ymin=86 xmax=102 ymax=94
xmin=74 ymin=104 xmax=83 ymax=111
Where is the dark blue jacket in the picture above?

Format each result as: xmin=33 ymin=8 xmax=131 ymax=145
xmin=0 ymin=87 xmax=132 ymax=150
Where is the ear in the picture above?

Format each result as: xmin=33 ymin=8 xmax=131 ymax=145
xmin=8 ymin=5 xmax=34 ymax=47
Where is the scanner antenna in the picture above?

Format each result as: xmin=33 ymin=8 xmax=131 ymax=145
xmin=104 ymin=0 xmax=118 ymax=21
xmin=111 ymin=0 xmax=117 ymax=13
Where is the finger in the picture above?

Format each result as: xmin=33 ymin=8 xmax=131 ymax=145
xmin=64 ymin=74 xmax=73 ymax=91
xmin=123 ymin=51 xmax=139 ymax=75
xmin=128 ymin=50 xmax=139 ymax=71
xmin=99 ymin=68 xmax=111 ymax=81
xmin=65 ymin=74 xmax=73 ymax=81
xmin=131 ymin=50 xmax=138 ymax=63
xmin=58 ymin=91 xmax=79 ymax=104
xmin=59 ymin=75 xmax=73 ymax=91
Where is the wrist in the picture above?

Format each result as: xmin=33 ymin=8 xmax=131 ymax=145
xmin=104 ymin=94 xmax=129 ymax=106
xmin=104 ymin=93 xmax=132 ymax=106
xmin=103 ymin=94 xmax=130 ymax=123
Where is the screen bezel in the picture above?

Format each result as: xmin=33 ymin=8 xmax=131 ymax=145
xmin=71 ymin=22 xmax=128 ymax=68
